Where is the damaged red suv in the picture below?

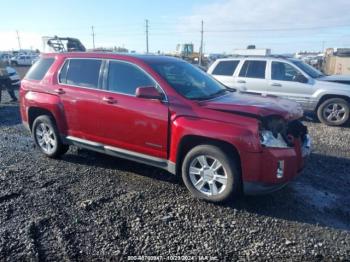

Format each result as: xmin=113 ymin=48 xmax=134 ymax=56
xmin=20 ymin=53 xmax=311 ymax=202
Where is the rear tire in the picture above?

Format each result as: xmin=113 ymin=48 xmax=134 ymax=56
xmin=32 ymin=115 xmax=69 ymax=158
xmin=181 ymin=144 xmax=240 ymax=203
xmin=317 ymin=98 xmax=349 ymax=126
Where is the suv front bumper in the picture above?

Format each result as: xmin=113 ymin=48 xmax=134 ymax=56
xmin=243 ymin=135 xmax=311 ymax=195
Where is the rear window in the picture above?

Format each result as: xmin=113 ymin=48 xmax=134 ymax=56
xmin=212 ymin=60 xmax=239 ymax=76
xmin=25 ymin=58 xmax=55 ymax=81
xmin=239 ymin=60 xmax=266 ymax=79
xmin=59 ymin=59 xmax=102 ymax=89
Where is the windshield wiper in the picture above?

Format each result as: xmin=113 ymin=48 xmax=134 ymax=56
xmin=210 ymin=89 xmax=227 ymax=96
xmin=190 ymin=89 xmax=231 ymax=101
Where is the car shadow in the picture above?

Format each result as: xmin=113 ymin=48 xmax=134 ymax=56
xmin=224 ymin=153 xmax=350 ymax=231
xmin=61 ymin=148 xmax=179 ymax=184
xmin=62 ymin=148 xmax=350 ymax=231
xmin=0 ymin=104 xmax=21 ymax=127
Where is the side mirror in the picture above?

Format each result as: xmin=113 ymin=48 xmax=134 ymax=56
xmin=295 ymin=74 xmax=308 ymax=83
xmin=135 ymin=86 xmax=163 ymax=100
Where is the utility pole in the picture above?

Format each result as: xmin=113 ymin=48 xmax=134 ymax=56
xmin=16 ymin=30 xmax=22 ymax=50
xmin=199 ymin=20 xmax=204 ymax=66
xmin=91 ymin=26 xmax=95 ymax=49
xmin=145 ymin=19 xmax=149 ymax=53
xmin=322 ymin=41 xmax=325 ymax=52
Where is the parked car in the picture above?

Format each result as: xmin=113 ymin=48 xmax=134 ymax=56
xmin=11 ymin=54 xmax=38 ymax=66
xmin=0 ymin=53 xmax=12 ymax=65
xmin=6 ymin=66 xmax=21 ymax=88
xmin=20 ymin=53 xmax=310 ymax=202
xmin=208 ymin=56 xmax=350 ymax=126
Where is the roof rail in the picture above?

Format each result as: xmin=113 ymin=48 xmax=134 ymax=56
xmin=224 ymin=54 xmax=292 ymax=59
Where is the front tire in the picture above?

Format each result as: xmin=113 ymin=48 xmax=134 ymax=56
xmin=181 ymin=145 xmax=240 ymax=203
xmin=32 ymin=115 xmax=69 ymax=158
xmin=317 ymin=98 xmax=349 ymax=126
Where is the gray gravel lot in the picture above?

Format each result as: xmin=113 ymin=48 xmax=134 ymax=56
xmin=0 ymin=91 xmax=350 ymax=261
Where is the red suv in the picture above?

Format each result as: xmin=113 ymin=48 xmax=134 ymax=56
xmin=20 ymin=53 xmax=311 ymax=202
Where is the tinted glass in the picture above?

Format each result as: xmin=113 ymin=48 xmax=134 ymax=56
xmin=271 ymin=62 xmax=302 ymax=82
xmin=66 ymin=59 xmax=102 ymax=88
xmin=148 ymin=61 xmax=230 ymax=100
xmin=239 ymin=60 xmax=266 ymax=79
xmin=212 ymin=60 xmax=239 ymax=76
xmin=58 ymin=60 xmax=69 ymax=83
xmin=25 ymin=58 xmax=55 ymax=81
xmin=107 ymin=61 xmax=155 ymax=95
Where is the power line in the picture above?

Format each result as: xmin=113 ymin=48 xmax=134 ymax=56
xmin=204 ymin=24 xmax=350 ymax=33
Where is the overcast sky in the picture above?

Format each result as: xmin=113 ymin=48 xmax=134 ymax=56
xmin=0 ymin=0 xmax=349 ymax=54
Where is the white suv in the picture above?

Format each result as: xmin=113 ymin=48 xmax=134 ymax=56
xmin=11 ymin=54 xmax=38 ymax=66
xmin=208 ymin=56 xmax=350 ymax=126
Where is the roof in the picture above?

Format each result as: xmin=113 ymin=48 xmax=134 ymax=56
xmin=41 ymin=52 xmax=183 ymax=63
xmin=215 ymin=55 xmax=295 ymax=62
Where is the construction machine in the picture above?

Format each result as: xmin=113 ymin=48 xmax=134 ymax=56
xmin=173 ymin=43 xmax=207 ymax=66
xmin=42 ymin=36 xmax=86 ymax=53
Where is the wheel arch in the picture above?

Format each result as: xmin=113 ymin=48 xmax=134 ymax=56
xmin=175 ymin=135 xmax=242 ymax=178
xmin=28 ymin=107 xmax=57 ymax=131
xmin=316 ymin=94 xmax=350 ymax=111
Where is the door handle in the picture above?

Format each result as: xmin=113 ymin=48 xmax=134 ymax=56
xmin=54 ymin=88 xmax=65 ymax=94
xmin=102 ymin=97 xmax=117 ymax=104
xmin=237 ymin=80 xmax=246 ymax=84
xmin=271 ymin=83 xmax=282 ymax=87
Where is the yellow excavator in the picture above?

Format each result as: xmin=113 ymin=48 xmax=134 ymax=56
xmin=172 ymin=43 xmax=207 ymax=66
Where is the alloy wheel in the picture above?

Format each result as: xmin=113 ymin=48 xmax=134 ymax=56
xmin=189 ymin=155 xmax=228 ymax=196
xmin=323 ymin=102 xmax=347 ymax=123
xmin=35 ymin=123 xmax=57 ymax=154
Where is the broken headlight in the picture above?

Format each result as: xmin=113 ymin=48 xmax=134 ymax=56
xmin=259 ymin=116 xmax=290 ymax=148
xmin=260 ymin=130 xmax=289 ymax=148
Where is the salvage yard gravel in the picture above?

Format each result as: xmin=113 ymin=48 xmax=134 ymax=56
xmin=0 ymin=93 xmax=349 ymax=260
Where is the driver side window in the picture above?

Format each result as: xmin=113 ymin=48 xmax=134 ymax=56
xmin=271 ymin=62 xmax=303 ymax=82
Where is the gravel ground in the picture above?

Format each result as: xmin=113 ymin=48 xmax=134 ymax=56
xmin=0 ymin=91 xmax=349 ymax=261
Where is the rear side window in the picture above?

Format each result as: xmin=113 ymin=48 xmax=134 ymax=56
xmin=107 ymin=61 xmax=155 ymax=95
xmin=239 ymin=60 xmax=266 ymax=79
xmin=25 ymin=58 xmax=55 ymax=81
xmin=60 ymin=59 xmax=102 ymax=88
xmin=212 ymin=60 xmax=239 ymax=76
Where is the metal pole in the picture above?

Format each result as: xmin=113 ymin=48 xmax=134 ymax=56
xmin=91 ymin=26 xmax=95 ymax=49
xmin=199 ymin=20 xmax=203 ymax=66
xmin=322 ymin=41 xmax=325 ymax=52
xmin=16 ymin=30 xmax=22 ymax=50
xmin=146 ymin=19 xmax=149 ymax=53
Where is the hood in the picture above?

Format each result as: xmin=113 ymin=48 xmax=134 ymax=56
xmin=318 ymin=75 xmax=350 ymax=82
xmin=315 ymin=78 xmax=350 ymax=91
xmin=6 ymin=66 xmax=17 ymax=75
xmin=199 ymin=92 xmax=303 ymax=121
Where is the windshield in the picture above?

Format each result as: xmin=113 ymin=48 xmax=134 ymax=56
xmin=148 ymin=61 xmax=230 ymax=100
xmin=291 ymin=60 xmax=324 ymax=78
